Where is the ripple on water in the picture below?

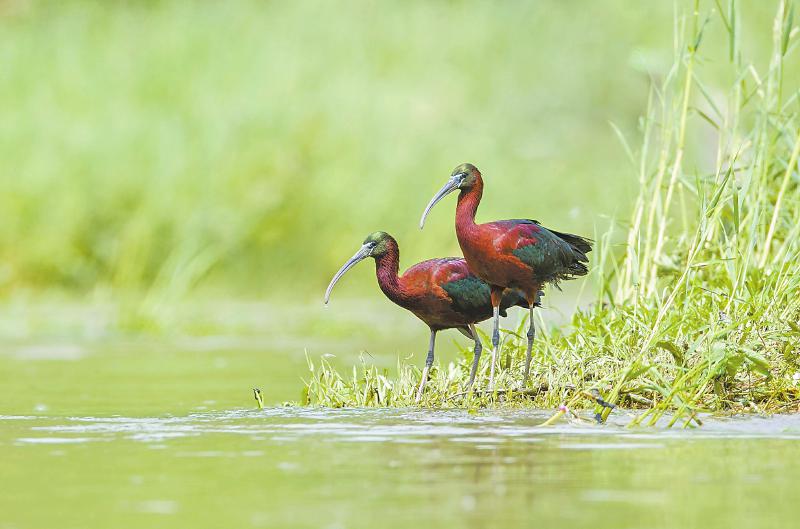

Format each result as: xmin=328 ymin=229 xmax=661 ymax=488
xmin=559 ymin=442 xmax=666 ymax=450
xmin=16 ymin=437 xmax=97 ymax=445
xmin=581 ymin=489 xmax=666 ymax=504
xmin=7 ymin=409 xmax=800 ymax=447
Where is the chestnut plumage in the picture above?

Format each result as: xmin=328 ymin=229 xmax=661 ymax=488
xmin=420 ymin=163 xmax=592 ymax=389
xmin=325 ymin=231 xmax=527 ymax=402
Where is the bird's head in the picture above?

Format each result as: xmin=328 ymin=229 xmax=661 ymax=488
xmin=450 ymin=163 xmax=481 ymax=188
xmin=419 ymin=163 xmax=481 ymax=229
xmin=324 ymin=231 xmax=396 ymax=304
xmin=362 ymin=231 xmax=393 ymax=257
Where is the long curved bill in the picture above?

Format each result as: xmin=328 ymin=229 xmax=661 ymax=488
xmin=324 ymin=244 xmax=372 ymax=304
xmin=419 ymin=176 xmax=461 ymax=229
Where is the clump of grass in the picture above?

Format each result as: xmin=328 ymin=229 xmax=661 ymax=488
xmin=303 ymin=1 xmax=800 ymax=424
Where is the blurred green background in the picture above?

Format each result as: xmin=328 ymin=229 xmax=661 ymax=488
xmin=2 ymin=7 xmax=797 ymax=528
xmin=0 ymin=1 xmax=785 ymax=340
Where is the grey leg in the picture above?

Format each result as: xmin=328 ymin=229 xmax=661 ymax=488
xmin=522 ymin=305 xmax=535 ymax=387
xmin=416 ymin=330 xmax=437 ymax=403
xmin=488 ymin=305 xmax=500 ymax=391
xmin=466 ymin=324 xmax=482 ymax=389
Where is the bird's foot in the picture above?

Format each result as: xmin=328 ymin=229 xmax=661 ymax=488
xmin=462 ymin=381 xmax=475 ymax=395
xmin=415 ymin=366 xmax=431 ymax=404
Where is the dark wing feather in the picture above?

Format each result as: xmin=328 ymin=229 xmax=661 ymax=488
xmin=498 ymin=288 xmax=531 ymax=315
xmin=441 ymin=275 xmax=493 ymax=318
xmin=442 ymin=276 xmax=529 ymax=318
xmin=506 ymin=220 xmax=592 ymax=284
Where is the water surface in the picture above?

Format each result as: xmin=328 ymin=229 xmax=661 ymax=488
xmin=2 ymin=302 xmax=798 ymax=529
xmin=3 ymin=408 xmax=799 ymax=529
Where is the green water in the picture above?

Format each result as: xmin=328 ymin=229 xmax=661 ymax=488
xmin=2 ymin=301 xmax=799 ymax=529
xmin=3 ymin=409 xmax=800 ymax=529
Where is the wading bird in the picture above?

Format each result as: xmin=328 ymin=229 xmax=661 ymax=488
xmin=420 ymin=163 xmax=592 ymax=389
xmin=324 ymin=231 xmax=528 ymax=402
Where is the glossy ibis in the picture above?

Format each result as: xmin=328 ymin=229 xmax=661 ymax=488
xmin=420 ymin=163 xmax=592 ymax=389
xmin=324 ymin=231 xmax=528 ymax=402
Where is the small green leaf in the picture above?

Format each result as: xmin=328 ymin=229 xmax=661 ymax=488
xmin=743 ymin=349 xmax=771 ymax=377
xmin=782 ymin=3 xmax=795 ymax=56
xmin=656 ymin=341 xmax=685 ymax=365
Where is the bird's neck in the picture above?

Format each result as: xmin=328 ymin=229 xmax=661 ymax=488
xmin=455 ymin=177 xmax=483 ymax=239
xmin=374 ymin=243 xmax=411 ymax=305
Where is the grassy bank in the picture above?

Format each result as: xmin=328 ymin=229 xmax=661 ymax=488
xmin=304 ymin=1 xmax=800 ymax=424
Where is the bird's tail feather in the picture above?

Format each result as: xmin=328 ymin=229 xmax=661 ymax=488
xmin=552 ymin=230 xmax=592 ymax=278
xmin=552 ymin=230 xmax=593 ymax=257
